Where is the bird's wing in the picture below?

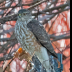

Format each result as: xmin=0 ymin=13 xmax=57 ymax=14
xmin=27 ymin=19 xmax=57 ymax=58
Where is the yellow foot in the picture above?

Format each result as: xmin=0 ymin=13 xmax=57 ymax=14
xmin=57 ymin=60 xmax=61 ymax=68
xmin=53 ymin=58 xmax=61 ymax=68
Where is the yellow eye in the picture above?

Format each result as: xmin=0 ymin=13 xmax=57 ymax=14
xmin=19 ymin=14 xmax=21 ymax=16
xmin=23 ymin=13 xmax=26 ymax=15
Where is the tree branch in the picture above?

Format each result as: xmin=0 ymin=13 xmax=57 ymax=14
xmin=0 ymin=0 xmax=47 ymax=10
xmin=0 ymin=32 xmax=70 ymax=42
xmin=0 ymin=38 xmax=16 ymax=42
xmin=0 ymin=1 xmax=70 ymax=24
xmin=0 ymin=55 xmax=13 ymax=62
xmin=0 ymin=27 xmax=14 ymax=35
xmin=0 ymin=0 xmax=6 ymax=4
xmin=51 ymin=33 xmax=70 ymax=42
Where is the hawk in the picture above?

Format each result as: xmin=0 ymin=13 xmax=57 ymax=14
xmin=15 ymin=9 xmax=58 ymax=72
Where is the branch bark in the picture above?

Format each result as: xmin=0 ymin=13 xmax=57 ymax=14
xmin=0 ymin=2 xmax=70 ymax=24
xmin=0 ymin=27 xmax=14 ymax=35
xmin=0 ymin=55 xmax=13 ymax=61
xmin=0 ymin=32 xmax=70 ymax=42
xmin=51 ymin=33 xmax=70 ymax=42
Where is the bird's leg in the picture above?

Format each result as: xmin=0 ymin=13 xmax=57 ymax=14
xmin=42 ymin=60 xmax=51 ymax=72
xmin=28 ymin=51 xmax=35 ymax=62
xmin=25 ymin=61 xmax=33 ymax=72
xmin=35 ymin=47 xmax=52 ymax=72
xmin=26 ymin=51 xmax=36 ymax=71
xmin=57 ymin=60 xmax=61 ymax=68
xmin=53 ymin=58 xmax=61 ymax=68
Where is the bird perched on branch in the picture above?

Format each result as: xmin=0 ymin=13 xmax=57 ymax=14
xmin=15 ymin=9 xmax=58 ymax=72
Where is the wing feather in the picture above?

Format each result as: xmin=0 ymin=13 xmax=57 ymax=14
xmin=27 ymin=19 xmax=58 ymax=58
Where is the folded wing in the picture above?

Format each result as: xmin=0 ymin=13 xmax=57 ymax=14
xmin=27 ymin=19 xmax=58 ymax=58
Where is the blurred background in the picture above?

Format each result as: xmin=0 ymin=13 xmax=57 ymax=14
xmin=0 ymin=0 xmax=70 ymax=72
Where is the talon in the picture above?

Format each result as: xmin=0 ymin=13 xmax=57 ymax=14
xmin=54 ymin=58 xmax=61 ymax=68
xmin=57 ymin=60 xmax=61 ymax=68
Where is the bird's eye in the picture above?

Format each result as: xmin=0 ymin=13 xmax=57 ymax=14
xmin=23 ymin=13 xmax=26 ymax=15
xmin=19 ymin=14 xmax=21 ymax=16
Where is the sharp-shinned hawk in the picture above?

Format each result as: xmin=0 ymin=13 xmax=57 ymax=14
xmin=15 ymin=9 xmax=58 ymax=72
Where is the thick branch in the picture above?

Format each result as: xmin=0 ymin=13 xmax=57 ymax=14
xmin=0 ymin=38 xmax=16 ymax=42
xmin=28 ymin=0 xmax=47 ymax=10
xmin=42 ymin=3 xmax=69 ymax=12
xmin=0 ymin=2 xmax=70 ymax=24
xmin=0 ymin=14 xmax=17 ymax=23
xmin=0 ymin=27 xmax=14 ymax=35
xmin=0 ymin=40 xmax=18 ymax=53
xmin=0 ymin=55 xmax=13 ymax=61
xmin=50 ymin=33 xmax=70 ymax=42
xmin=0 ymin=32 xmax=70 ymax=42
xmin=0 ymin=33 xmax=18 ymax=53
xmin=0 ymin=0 xmax=6 ymax=4
xmin=0 ymin=0 xmax=46 ymax=10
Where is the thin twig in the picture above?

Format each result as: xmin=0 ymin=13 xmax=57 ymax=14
xmin=3 ymin=58 xmax=14 ymax=72
xmin=48 ymin=14 xmax=59 ymax=32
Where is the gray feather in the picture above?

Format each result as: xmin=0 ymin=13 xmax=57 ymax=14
xmin=27 ymin=19 xmax=58 ymax=58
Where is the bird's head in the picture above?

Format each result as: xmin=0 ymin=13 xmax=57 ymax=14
xmin=17 ymin=9 xmax=32 ymax=21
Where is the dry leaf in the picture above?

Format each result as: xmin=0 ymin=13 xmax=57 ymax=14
xmin=18 ymin=50 xmax=31 ymax=62
xmin=13 ymin=51 xmax=19 ymax=58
